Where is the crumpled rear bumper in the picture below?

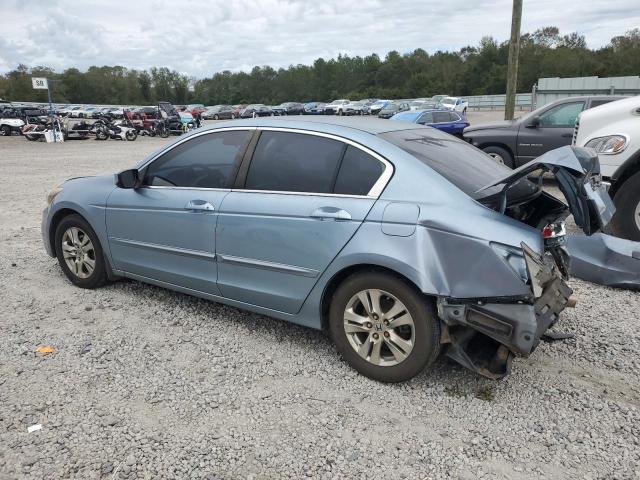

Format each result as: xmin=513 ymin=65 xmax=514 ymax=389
xmin=438 ymin=244 xmax=573 ymax=378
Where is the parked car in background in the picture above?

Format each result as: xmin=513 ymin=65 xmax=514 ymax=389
xmin=440 ymin=97 xmax=468 ymax=114
xmin=68 ymin=106 xmax=85 ymax=118
xmin=378 ymin=101 xmax=411 ymax=119
xmin=323 ymin=99 xmax=351 ymax=115
xmin=410 ymin=100 xmax=438 ymax=111
xmin=573 ymin=95 xmax=640 ymax=241
xmin=463 ymin=95 xmax=625 ymax=168
xmin=42 ymin=117 xmax=613 ymax=382
xmin=271 ymin=102 xmax=304 ymax=116
xmin=202 ymin=105 xmax=235 ymax=120
xmin=303 ymin=102 xmax=327 ymax=115
xmin=430 ymin=95 xmax=449 ymax=104
xmin=231 ymin=105 xmax=247 ymax=119
xmin=390 ymin=109 xmax=469 ymax=136
xmin=365 ymin=100 xmax=390 ymax=115
xmin=344 ymin=100 xmax=367 ymax=116
xmin=240 ymin=104 xmax=274 ymax=118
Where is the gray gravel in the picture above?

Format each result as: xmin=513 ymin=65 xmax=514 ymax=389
xmin=0 ymin=132 xmax=639 ymax=479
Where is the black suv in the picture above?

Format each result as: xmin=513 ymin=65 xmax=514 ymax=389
xmin=463 ymin=95 xmax=625 ymax=168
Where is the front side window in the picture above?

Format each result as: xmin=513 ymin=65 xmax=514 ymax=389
xmin=143 ymin=130 xmax=251 ymax=188
xmin=245 ymin=131 xmax=344 ymax=193
xmin=538 ymin=102 xmax=584 ymax=127
xmin=418 ymin=112 xmax=434 ymax=124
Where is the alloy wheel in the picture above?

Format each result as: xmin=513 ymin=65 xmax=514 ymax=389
xmin=61 ymin=227 xmax=96 ymax=279
xmin=343 ymin=289 xmax=415 ymax=366
xmin=635 ymin=201 xmax=640 ymax=231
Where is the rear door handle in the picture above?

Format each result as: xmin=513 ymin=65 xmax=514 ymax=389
xmin=310 ymin=207 xmax=352 ymax=221
xmin=185 ymin=199 xmax=215 ymax=212
xmin=561 ymin=133 xmax=574 ymax=138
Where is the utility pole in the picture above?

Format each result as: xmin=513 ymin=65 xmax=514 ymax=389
xmin=504 ymin=0 xmax=523 ymax=120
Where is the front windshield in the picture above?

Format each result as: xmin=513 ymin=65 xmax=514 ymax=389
xmin=441 ymin=98 xmax=455 ymax=105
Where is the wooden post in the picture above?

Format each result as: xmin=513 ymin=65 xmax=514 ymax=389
xmin=505 ymin=0 xmax=523 ymax=120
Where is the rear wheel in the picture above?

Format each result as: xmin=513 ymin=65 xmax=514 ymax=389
xmin=329 ymin=272 xmax=441 ymax=382
xmin=1 ymin=125 xmax=11 ymax=136
xmin=125 ymin=129 xmax=137 ymax=141
xmin=609 ymin=172 xmax=640 ymax=241
xmin=54 ymin=214 xmax=107 ymax=289
xmin=482 ymin=145 xmax=514 ymax=169
xmin=213 ymin=114 xmax=219 ymax=120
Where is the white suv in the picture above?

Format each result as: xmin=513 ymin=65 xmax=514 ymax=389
xmin=574 ymin=96 xmax=640 ymax=241
xmin=323 ymin=99 xmax=350 ymax=115
xmin=440 ymin=97 xmax=468 ymax=114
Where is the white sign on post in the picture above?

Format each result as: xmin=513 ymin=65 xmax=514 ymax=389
xmin=32 ymin=77 xmax=48 ymax=89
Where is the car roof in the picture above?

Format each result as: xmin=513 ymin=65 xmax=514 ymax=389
xmin=200 ymin=115 xmax=425 ymax=135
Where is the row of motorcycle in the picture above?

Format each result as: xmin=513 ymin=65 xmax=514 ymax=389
xmin=20 ymin=103 xmax=199 ymax=142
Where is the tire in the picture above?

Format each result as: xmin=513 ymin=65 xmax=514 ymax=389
xmin=329 ymin=271 xmax=441 ymax=383
xmin=159 ymin=126 xmax=170 ymax=138
xmin=462 ymin=108 xmax=467 ymax=116
xmin=125 ymin=129 xmax=137 ymax=141
xmin=608 ymin=171 xmax=640 ymax=241
xmin=482 ymin=145 xmax=514 ymax=169
xmin=54 ymin=214 xmax=107 ymax=289
xmin=95 ymin=127 xmax=108 ymax=141
xmin=213 ymin=114 xmax=219 ymax=120
xmin=0 ymin=125 xmax=11 ymax=136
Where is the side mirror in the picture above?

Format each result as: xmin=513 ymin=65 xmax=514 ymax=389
xmin=527 ymin=116 xmax=540 ymax=128
xmin=115 ymin=169 xmax=141 ymax=189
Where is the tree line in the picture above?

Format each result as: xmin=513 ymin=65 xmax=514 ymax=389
xmin=1 ymin=27 xmax=638 ymax=106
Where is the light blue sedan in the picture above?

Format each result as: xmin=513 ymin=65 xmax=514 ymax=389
xmin=42 ymin=117 xmax=613 ymax=381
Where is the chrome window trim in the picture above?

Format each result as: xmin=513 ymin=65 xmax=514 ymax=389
xmin=217 ymin=254 xmax=319 ymax=278
xmin=242 ymin=126 xmax=394 ymax=198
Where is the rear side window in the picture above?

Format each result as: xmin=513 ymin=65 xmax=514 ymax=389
xmin=143 ymin=130 xmax=250 ymax=188
xmin=334 ymin=146 xmax=385 ymax=195
xmin=245 ymin=131 xmax=344 ymax=193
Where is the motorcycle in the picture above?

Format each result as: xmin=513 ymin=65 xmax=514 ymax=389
xmin=92 ymin=114 xmax=137 ymax=141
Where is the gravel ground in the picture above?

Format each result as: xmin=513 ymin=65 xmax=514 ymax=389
xmin=0 ymin=131 xmax=639 ymax=480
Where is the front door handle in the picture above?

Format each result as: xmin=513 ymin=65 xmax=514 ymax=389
xmin=185 ymin=199 xmax=215 ymax=212
xmin=310 ymin=207 xmax=352 ymax=221
xmin=561 ymin=133 xmax=574 ymax=138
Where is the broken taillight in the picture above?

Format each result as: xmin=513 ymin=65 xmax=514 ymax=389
xmin=542 ymin=222 xmax=566 ymax=240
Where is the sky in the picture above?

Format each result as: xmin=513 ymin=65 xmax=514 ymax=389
xmin=1 ymin=0 xmax=638 ymax=77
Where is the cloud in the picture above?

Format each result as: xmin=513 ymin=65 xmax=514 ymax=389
xmin=0 ymin=0 xmax=638 ymax=77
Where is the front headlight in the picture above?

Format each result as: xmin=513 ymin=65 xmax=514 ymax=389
xmin=584 ymin=135 xmax=628 ymax=154
xmin=46 ymin=186 xmax=63 ymax=205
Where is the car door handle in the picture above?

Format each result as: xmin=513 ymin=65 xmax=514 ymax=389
xmin=310 ymin=207 xmax=352 ymax=221
xmin=561 ymin=133 xmax=574 ymax=138
xmin=185 ymin=199 xmax=215 ymax=212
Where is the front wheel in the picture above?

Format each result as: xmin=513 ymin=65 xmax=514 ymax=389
xmin=158 ymin=126 xmax=170 ymax=138
xmin=95 ymin=127 xmax=108 ymax=141
xmin=329 ymin=272 xmax=441 ymax=382
xmin=213 ymin=114 xmax=219 ymax=120
xmin=0 ymin=125 xmax=11 ymax=136
xmin=608 ymin=171 xmax=640 ymax=241
xmin=54 ymin=214 xmax=107 ymax=289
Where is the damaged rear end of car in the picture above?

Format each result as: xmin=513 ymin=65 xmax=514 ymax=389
xmin=439 ymin=146 xmax=614 ymax=378
xmin=379 ymin=129 xmax=615 ymax=378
